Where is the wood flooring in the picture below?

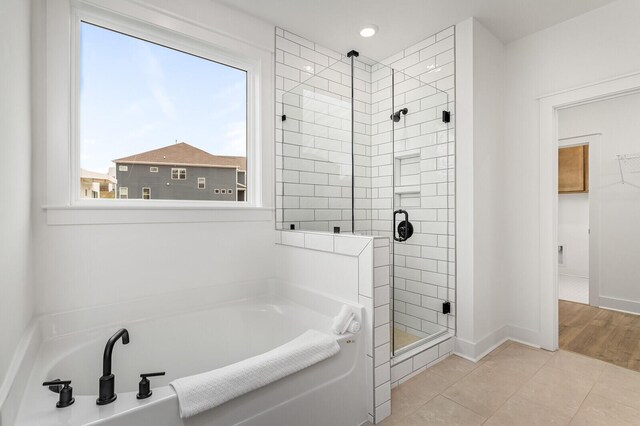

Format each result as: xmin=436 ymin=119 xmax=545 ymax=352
xmin=559 ymin=300 xmax=640 ymax=372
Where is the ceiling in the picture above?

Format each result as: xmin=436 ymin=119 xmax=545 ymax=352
xmin=215 ymin=0 xmax=617 ymax=60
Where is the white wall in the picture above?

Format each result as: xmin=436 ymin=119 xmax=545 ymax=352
xmin=454 ymin=18 xmax=508 ymax=359
xmin=504 ymin=0 xmax=640 ymax=341
xmin=31 ymin=0 xmax=278 ymax=315
xmin=470 ymin=19 xmax=507 ymax=353
xmin=0 ymin=0 xmax=34 ymax=385
xmin=558 ymin=93 xmax=640 ymax=312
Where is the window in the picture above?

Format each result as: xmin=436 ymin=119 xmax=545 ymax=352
xmin=78 ymin=22 xmax=248 ymax=202
xmin=221 ymin=189 xmax=227 ymax=194
xmin=214 ymin=189 xmax=220 ymax=194
xmin=142 ymin=187 xmax=151 ymax=199
xmin=171 ymin=168 xmax=187 ymax=180
xmin=227 ymin=189 xmax=233 ymax=194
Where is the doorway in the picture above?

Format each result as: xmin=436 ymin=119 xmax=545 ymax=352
xmin=538 ymin=72 xmax=640 ymax=352
xmin=554 ymin=91 xmax=640 ymax=371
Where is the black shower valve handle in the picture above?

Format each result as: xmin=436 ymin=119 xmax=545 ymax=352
xmin=394 ymin=209 xmax=409 ymax=242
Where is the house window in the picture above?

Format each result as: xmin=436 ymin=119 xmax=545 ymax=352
xmin=227 ymin=189 xmax=233 ymax=194
xmin=78 ymin=21 xmax=248 ymax=203
xmin=171 ymin=168 xmax=187 ymax=180
xmin=221 ymin=189 xmax=227 ymax=194
xmin=119 ymin=187 xmax=128 ymax=199
xmin=214 ymin=189 xmax=220 ymax=194
xmin=142 ymin=187 xmax=151 ymax=199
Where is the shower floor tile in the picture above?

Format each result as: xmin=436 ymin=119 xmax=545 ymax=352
xmin=393 ymin=328 xmax=422 ymax=351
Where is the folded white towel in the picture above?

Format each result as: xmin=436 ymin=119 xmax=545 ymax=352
xmin=331 ymin=305 xmax=354 ymax=334
xmin=169 ymin=330 xmax=340 ymax=419
xmin=332 ymin=305 xmax=360 ymax=335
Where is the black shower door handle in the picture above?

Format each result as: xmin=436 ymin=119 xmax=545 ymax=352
xmin=394 ymin=209 xmax=409 ymax=242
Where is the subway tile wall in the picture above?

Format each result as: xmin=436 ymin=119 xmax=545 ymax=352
xmin=275 ymin=230 xmax=391 ymax=424
xmin=275 ymin=26 xmax=456 ymax=337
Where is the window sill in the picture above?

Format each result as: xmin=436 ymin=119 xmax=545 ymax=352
xmin=43 ymin=203 xmax=274 ymax=225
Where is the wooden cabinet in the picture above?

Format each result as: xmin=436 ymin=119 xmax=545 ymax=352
xmin=558 ymin=145 xmax=589 ymax=193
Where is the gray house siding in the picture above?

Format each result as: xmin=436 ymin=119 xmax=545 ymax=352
xmin=116 ymin=163 xmax=240 ymax=201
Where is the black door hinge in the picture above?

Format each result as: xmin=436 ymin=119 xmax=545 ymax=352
xmin=442 ymin=110 xmax=451 ymax=123
xmin=442 ymin=301 xmax=451 ymax=314
xmin=281 ymin=114 xmax=287 ymax=121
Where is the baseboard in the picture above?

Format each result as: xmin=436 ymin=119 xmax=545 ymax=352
xmin=454 ymin=324 xmax=543 ymax=362
xmin=506 ymin=325 xmax=541 ymax=349
xmin=598 ymin=296 xmax=640 ymax=315
xmin=454 ymin=325 xmax=509 ymax=362
xmin=0 ymin=321 xmax=41 ymax=426
xmin=558 ymin=272 xmax=589 ymax=279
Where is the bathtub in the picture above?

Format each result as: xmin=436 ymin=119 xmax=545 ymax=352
xmin=14 ymin=281 xmax=367 ymax=426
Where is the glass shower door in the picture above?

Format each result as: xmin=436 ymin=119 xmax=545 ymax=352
xmin=383 ymin=66 xmax=454 ymax=355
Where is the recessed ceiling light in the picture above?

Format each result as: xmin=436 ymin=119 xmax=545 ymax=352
xmin=359 ymin=25 xmax=378 ymax=38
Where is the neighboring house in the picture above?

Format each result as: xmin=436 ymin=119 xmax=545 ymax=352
xmin=113 ymin=142 xmax=246 ymax=201
xmin=80 ymin=168 xmax=117 ymax=199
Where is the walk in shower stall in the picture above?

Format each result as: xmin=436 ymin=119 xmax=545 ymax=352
xmin=276 ymin=46 xmax=455 ymax=356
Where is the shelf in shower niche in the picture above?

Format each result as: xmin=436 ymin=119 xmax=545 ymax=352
xmin=394 ymin=150 xmax=421 ymax=160
xmin=394 ymin=186 xmax=421 ymax=195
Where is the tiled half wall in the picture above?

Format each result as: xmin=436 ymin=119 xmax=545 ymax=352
xmin=275 ymin=230 xmax=391 ymax=423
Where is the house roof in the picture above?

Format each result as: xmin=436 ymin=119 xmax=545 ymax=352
xmin=80 ymin=168 xmax=117 ymax=184
xmin=113 ymin=142 xmax=246 ymax=170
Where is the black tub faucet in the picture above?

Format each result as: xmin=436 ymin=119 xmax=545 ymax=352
xmin=97 ymin=328 xmax=129 ymax=405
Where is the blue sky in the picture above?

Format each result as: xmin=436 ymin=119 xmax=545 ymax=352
xmin=80 ymin=22 xmax=247 ymax=173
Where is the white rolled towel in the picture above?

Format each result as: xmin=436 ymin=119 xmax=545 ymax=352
xmin=331 ymin=305 xmax=359 ymax=335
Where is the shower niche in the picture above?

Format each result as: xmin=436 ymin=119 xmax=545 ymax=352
xmin=276 ymin=32 xmax=455 ymax=357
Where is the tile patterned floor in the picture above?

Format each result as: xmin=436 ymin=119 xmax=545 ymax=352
xmin=394 ymin=328 xmax=422 ymax=351
xmin=379 ymin=340 xmax=640 ymax=425
xmin=559 ymin=274 xmax=589 ymax=304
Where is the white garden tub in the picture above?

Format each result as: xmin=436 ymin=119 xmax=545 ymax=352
xmin=14 ymin=281 xmax=367 ymax=426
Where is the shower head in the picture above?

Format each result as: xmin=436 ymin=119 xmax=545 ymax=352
xmin=390 ymin=108 xmax=408 ymax=122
